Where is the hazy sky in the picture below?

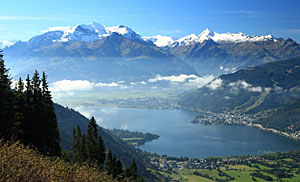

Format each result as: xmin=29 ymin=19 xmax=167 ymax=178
xmin=1 ymin=0 xmax=300 ymax=42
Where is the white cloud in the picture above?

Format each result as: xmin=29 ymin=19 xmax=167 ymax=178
xmin=95 ymin=82 xmax=120 ymax=87
xmin=274 ymin=85 xmax=283 ymax=92
xmin=248 ymin=86 xmax=262 ymax=92
xmin=187 ymin=75 xmax=215 ymax=88
xmin=224 ymin=96 xmax=230 ymax=100
xmin=51 ymin=80 xmax=94 ymax=92
xmin=228 ymin=80 xmax=262 ymax=93
xmin=0 ymin=40 xmax=14 ymax=48
xmin=50 ymin=80 xmax=128 ymax=98
xmin=224 ymin=67 xmax=230 ymax=72
xmin=206 ymin=78 xmax=223 ymax=90
xmin=130 ymin=81 xmax=147 ymax=85
xmin=148 ymin=74 xmax=198 ymax=83
xmin=264 ymin=87 xmax=272 ymax=92
xmin=240 ymin=81 xmax=251 ymax=89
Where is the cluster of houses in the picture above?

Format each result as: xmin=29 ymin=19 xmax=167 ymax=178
xmin=149 ymin=155 xmax=259 ymax=172
xmin=192 ymin=112 xmax=256 ymax=125
xmin=192 ymin=111 xmax=300 ymax=140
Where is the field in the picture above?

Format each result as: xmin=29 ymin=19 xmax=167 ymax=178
xmin=159 ymin=162 xmax=300 ymax=182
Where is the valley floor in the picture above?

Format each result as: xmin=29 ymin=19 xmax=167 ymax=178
xmin=149 ymin=151 xmax=300 ymax=182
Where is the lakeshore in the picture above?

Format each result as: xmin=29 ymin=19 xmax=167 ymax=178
xmin=190 ymin=111 xmax=300 ymax=141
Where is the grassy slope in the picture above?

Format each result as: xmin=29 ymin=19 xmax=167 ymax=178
xmin=0 ymin=140 xmax=116 ymax=182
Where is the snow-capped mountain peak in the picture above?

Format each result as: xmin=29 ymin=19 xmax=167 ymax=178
xmin=200 ymin=28 xmax=214 ymax=37
xmin=68 ymin=22 xmax=107 ymax=42
xmin=105 ymin=25 xmax=142 ymax=41
xmin=6 ymin=24 xmax=280 ymax=49
xmin=172 ymin=34 xmax=198 ymax=47
xmin=143 ymin=35 xmax=175 ymax=47
xmin=0 ymin=40 xmax=14 ymax=49
xmin=36 ymin=22 xmax=143 ymax=43
xmin=162 ymin=29 xmax=278 ymax=47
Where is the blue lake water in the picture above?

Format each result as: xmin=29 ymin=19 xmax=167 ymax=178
xmin=74 ymin=106 xmax=300 ymax=158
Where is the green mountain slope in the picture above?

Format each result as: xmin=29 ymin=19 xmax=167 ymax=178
xmin=54 ymin=103 xmax=158 ymax=181
xmin=256 ymin=99 xmax=300 ymax=133
xmin=178 ymin=57 xmax=300 ymax=114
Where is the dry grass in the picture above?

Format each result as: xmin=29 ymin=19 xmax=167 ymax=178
xmin=0 ymin=140 xmax=121 ymax=182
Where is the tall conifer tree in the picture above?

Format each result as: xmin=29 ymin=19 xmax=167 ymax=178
xmin=41 ymin=72 xmax=61 ymax=156
xmin=0 ymin=51 xmax=13 ymax=140
xmin=86 ymin=116 xmax=106 ymax=167
xmin=72 ymin=125 xmax=86 ymax=164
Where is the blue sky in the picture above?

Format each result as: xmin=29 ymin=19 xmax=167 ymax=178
xmin=1 ymin=0 xmax=300 ymax=42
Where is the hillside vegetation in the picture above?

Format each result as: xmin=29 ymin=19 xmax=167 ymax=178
xmin=179 ymin=57 xmax=300 ymax=114
xmin=0 ymin=140 xmax=117 ymax=182
xmin=256 ymin=99 xmax=300 ymax=132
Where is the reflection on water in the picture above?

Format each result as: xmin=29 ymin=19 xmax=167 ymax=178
xmin=74 ymin=105 xmax=300 ymax=158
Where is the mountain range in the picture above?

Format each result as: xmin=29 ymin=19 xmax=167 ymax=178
xmin=3 ymin=22 xmax=300 ymax=82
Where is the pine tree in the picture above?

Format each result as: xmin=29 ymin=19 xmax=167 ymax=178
xmin=72 ymin=125 xmax=86 ymax=164
xmin=115 ymin=159 xmax=123 ymax=178
xmin=106 ymin=150 xmax=114 ymax=175
xmin=11 ymin=77 xmax=26 ymax=140
xmin=40 ymin=72 xmax=61 ymax=156
xmin=86 ymin=116 xmax=106 ymax=167
xmin=0 ymin=51 xmax=14 ymax=140
xmin=29 ymin=71 xmax=44 ymax=152
xmin=22 ymin=74 xmax=34 ymax=145
xmin=125 ymin=159 xmax=142 ymax=181
xmin=98 ymin=134 xmax=106 ymax=166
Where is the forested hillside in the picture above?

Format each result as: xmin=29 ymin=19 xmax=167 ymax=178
xmin=54 ymin=103 xmax=158 ymax=180
xmin=179 ymin=57 xmax=300 ymax=114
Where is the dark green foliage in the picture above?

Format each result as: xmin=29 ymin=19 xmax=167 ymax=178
xmin=86 ymin=117 xmax=105 ymax=167
xmin=21 ymin=71 xmax=61 ymax=156
xmin=106 ymin=150 xmax=114 ymax=175
xmin=110 ymin=128 xmax=159 ymax=146
xmin=72 ymin=126 xmax=87 ymax=165
xmin=106 ymin=150 xmax=124 ymax=179
xmin=0 ymin=52 xmax=61 ymax=156
xmin=250 ymin=172 xmax=274 ymax=181
xmin=0 ymin=51 xmax=14 ymax=140
xmin=125 ymin=159 xmax=143 ymax=181
xmin=72 ymin=117 xmax=106 ymax=168
xmin=257 ymin=99 xmax=300 ymax=132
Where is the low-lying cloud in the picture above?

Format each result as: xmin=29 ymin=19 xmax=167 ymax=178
xmin=50 ymin=80 xmax=127 ymax=97
xmin=206 ymin=78 xmax=223 ymax=90
xmin=50 ymin=74 xmax=216 ymax=98
xmin=148 ymin=74 xmax=198 ymax=83
xmin=148 ymin=74 xmax=215 ymax=88
xmin=229 ymin=80 xmax=262 ymax=92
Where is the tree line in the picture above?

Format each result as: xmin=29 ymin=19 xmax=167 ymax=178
xmin=0 ymin=51 xmax=61 ymax=156
xmin=73 ymin=117 xmax=143 ymax=181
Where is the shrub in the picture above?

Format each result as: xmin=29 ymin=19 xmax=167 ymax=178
xmin=0 ymin=140 xmax=120 ymax=182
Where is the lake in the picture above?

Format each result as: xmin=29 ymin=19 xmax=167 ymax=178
xmin=74 ymin=106 xmax=300 ymax=158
